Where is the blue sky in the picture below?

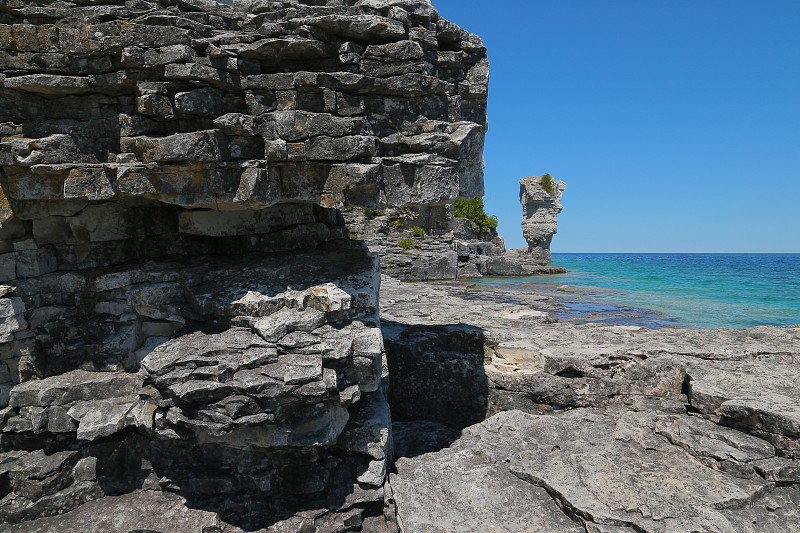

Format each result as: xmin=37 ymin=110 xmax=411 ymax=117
xmin=434 ymin=0 xmax=800 ymax=252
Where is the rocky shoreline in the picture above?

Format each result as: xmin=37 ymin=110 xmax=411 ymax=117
xmin=382 ymin=276 xmax=800 ymax=533
xmin=0 ymin=0 xmax=797 ymax=531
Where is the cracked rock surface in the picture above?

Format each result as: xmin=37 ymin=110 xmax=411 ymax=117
xmin=384 ymin=278 xmax=800 ymax=533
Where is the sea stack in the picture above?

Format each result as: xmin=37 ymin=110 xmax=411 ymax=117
xmin=519 ymin=174 xmax=566 ymax=264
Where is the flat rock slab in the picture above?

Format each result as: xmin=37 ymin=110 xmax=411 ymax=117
xmin=5 ymin=491 xmax=222 ymax=533
xmin=685 ymin=358 xmax=800 ymax=457
xmin=391 ymin=409 xmax=794 ymax=533
xmin=391 ymin=446 xmax=584 ymax=533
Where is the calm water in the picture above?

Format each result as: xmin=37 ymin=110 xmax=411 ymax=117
xmin=475 ymin=254 xmax=800 ymax=329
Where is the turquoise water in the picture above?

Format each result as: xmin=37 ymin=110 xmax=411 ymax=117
xmin=475 ymin=254 xmax=800 ymax=329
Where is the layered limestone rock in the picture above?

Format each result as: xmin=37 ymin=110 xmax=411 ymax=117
xmin=0 ymin=250 xmax=391 ymax=530
xmin=0 ymin=0 xmax=488 ymax=214
xmin=518 ymin=174 xmax=565 ymax=264
xmin=345 ymin=174 xmax=568 ymax=281
xmin=0 ymin=0 xmax=493 ymax=529
xmin=344 ymin=204 xmax=508 ymax=280
xmin=345 ymin=197 xmax=567 ymax=280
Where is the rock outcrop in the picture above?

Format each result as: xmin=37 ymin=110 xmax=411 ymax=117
xmin=4 ymin=1 xmax=791 ymax=532
xmin=0 ymin=0 xmax=493 ymax=530
xmin=519 ymin=174 xmax=565 ymax=264
xmin=346 ymin=174 xmax=568 ymax=281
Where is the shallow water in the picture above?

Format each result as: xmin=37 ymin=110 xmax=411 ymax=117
xmin=474 ymin=253 xmax=800 ymax=329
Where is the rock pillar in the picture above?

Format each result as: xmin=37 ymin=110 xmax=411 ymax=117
xmin=519 ymin=175 xmax=566 ymax=264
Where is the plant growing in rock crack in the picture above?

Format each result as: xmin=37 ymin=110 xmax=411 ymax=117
xmin=541 ymin=173 xmax=556 ymax=196
xmin=398 ymin=238 xmax=413 ymax=250
xmin=453 ymin=197 xmax=498 ymax=234
xmin=411 ymin=226 xmax=425 ymax=237
xmin=362 ymin=207 xmax=384 ymax=220
xmin=390 ymin=219 xmax=404 ymax=229
xmin=349 ymin=232 xmax=359 ymax=240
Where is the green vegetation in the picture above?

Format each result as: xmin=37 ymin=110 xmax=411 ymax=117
xmin=411 ymin=226 xmax=425 ymax=237
xmin=398 ymin=238 xmax=413 ymax=250
xmin=453 ymin=197 xmax=498 ymax=234
xmin=541 ymin=173 xmax=555 ymax=196
xmin=349 ymin=232 xmax=359 ymax=240
xmin=362 ymin=207 xmax=384 ymax=220
xmin=390 ymin=219 xmax=404 ymax=229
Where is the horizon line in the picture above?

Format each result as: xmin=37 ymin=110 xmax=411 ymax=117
xmin=551 ymin=251 xmax=800 ymax=255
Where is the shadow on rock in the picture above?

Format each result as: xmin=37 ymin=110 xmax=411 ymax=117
xmin=381 ymin=320 xmax=488 ymax=459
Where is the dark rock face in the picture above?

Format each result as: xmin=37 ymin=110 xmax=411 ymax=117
xmin=0 ymin=251 xmax=390 ymax=530
xmin=0 ymin=0 xmax=491 ymax=530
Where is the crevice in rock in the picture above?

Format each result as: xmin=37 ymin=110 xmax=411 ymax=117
xmin=554 ymin=367 xmax=586 ymax=379
xmin=509 ymin=468 xmax=647 ymax=533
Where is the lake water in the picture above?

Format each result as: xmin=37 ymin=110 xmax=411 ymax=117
xmin=474 ymin=253 xmax=800 ymax=329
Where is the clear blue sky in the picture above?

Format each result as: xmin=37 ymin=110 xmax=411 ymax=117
xmin=434 ymin=0 xmax=800 ymax=252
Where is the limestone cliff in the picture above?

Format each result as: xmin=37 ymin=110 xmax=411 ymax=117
xmin=0 ymin=0 xmax=487 ymax=530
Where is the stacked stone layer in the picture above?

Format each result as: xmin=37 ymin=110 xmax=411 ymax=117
xmin=0 ymin=0 xmax=491 ymax=529
xmin=519 ymin=175 xmax=565 ymax=264
xmin=0 ymin=0 xmax=488 ymax=216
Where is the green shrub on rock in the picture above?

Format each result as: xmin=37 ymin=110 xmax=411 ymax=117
xmin=362 ymin=207 xmax=384 ymax=220
xmin=398 ymin=238 xmax=413 ymax=250
xmin=411 ymin=226 xmax=425 ymax=237
xmin=453 ymin=197 xmax=498 ymax=234
xmin=541 ymin=174 xmax=555 ymax=196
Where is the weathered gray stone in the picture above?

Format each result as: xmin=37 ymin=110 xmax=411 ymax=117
xmin=67 ymin=396 xmax=141 ymax=441
xmin=519 ymin=175 xmax=566 ymax=264
xmin=391 ymin=409 xmax=785 ymax=533
xmin=685 ymin=359 xmax=800 ymax=457
xmin=122 ymin=131 xmax=225 ymax=163
xmin=8 ymin=371 xmax=141 ymax=409
xmin=5 ymin=491 xmax=223 ymax=533
xmin=382 ymin=277 xmax=800 ymax=531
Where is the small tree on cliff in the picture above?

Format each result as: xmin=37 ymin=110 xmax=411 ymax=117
xmin=541 ymin=174 xmax=556 ymax=195
xmin=454 ymin=197 xmax=498 ymax=234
